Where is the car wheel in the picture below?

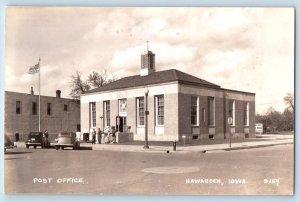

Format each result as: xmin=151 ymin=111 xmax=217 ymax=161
xmin=55 ymin=146 xmax=59 ymax=150
xmin=34 ymin=146 xmax=36 ymax=149
xmin=62 ymin=147 xmax=64 ymax=150
xmin=26 ymin=145 xmax=29 ymax=149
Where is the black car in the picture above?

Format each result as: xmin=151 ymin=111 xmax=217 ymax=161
xmin=25 ymin=132 xmax=50 ymax=149
xmin=5 ymin=134 xmax=14 ymax=152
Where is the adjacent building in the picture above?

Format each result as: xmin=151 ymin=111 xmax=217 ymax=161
xmin=5 ymin=88 xmax=80 ymax=141
xmin=81 ymin=50 xmax=255 ymax=143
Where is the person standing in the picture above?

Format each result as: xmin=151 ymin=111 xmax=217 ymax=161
xmin=44 ymin=130 xmax=49 ymax=139
xmin=92 ymin=129 xmax=96 ymax=144
xmin=15 ymin=131 xmax=20 ymax=142
xmin=97 ymin=128 xmax=102 ymax=144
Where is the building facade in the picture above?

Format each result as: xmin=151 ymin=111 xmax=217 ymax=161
xmin=5 ymin=89 xmax=80 ymax=141
xmin=81 ymin=50 xmax=255 ymax=143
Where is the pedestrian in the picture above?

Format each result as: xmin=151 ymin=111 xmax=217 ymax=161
xmin=44 ymin=130 xmax=49 ymax=139
xmin=92 ymin=129 xmax=96 ymax=144
xmin=97 ymin=128 xmax=102 ymax=144
xmin=15 ymin=131 xmax=20 ymax=142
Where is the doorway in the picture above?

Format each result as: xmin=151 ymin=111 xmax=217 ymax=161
xmin=116 ymin=116 xmax=127 ymax=132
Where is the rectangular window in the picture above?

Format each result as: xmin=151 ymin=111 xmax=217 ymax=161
xmin=201 ymin=108 xmax=206 ymax=122
xmin=244 ymin=102 xmax=249 ymax=126
xmin=16 ymin=101 xmax=21 ymax=114
xmin=156 ymin=95 xmax=164 ymax=126
xmin=47 ymin=103 xmax=52 ymax=115
xmin=104 ymin=101 xmax=110 ymax=127
xmin=191 ymin=96 xmax=198 ymax=125
xmin=208 ymin=97 xmax=215 ymax=126
xmin=90 ymin=102 xmax=96 ymax=128
xmin=119 ymin=99 xmax=127 ymax=115
xmin=64 ymin=104 xmax=68 ymax=111
xmin=32 ymin=102 xmax=37 ymax=115
xmin=228 ymin=100 xmax=235 ymax=126
xmin=137 ymin=97 xmax=145 ymax=126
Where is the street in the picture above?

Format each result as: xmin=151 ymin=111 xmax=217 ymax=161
xmin=4 ymin=144 xmax=294 ymax=195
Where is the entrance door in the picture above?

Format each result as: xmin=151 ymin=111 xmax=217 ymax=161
xmin=116 ymin=116 xmax=127 ymax=132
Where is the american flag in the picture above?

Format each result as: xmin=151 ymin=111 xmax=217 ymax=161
xmin=28 ymin=58 xmax=40 ymax=74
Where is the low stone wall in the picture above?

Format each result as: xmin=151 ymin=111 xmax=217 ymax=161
xmin=116 ymin=132 xmax=134 ymax=143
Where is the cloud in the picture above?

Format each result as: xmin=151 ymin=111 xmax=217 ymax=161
xmin=4 ymin=7 xmax=294 ymax=114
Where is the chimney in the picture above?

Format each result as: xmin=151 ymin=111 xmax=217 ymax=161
xmin=56 ymin=90 xmax=61 ymax=98
xmin=140 ymin=41 xmax=155 ymax=76
xmin=30 ymin=87 xmax=34 ymax=95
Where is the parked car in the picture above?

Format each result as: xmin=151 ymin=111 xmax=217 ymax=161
xmin=5 ymin=134 xmax=14 ymax=152
xmin=25 ymin=132 xmax=50 ymax=149
xmin=55 ymin=132 xmax=80 ymax=150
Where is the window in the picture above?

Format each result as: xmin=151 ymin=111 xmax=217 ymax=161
xmin=137 ymin=97 xmax=145 ymax=126
xmin=228 ymin=100 xmax=235 ymax=126
xmin=47 ymin=103 xmax=52 ymax=115
xmin=243 ymin=102 xmax=249 ymax=126
xmin=156 ymin=95 xmax=164 ymax=126
xmin=191 ymin=96 xmax=198 ymax=125
xmin=32 ymin=102 xmax=37 ymax=115
xmin=64 ymin=104 xmax=68 ymax=111
xmin=208 ymin=97 xmax=215 ymax=126
xmin=201 ymin=108 xmax=206 ymax=122
xmin=119 ymin=99 xmax=127 ymax=115
xmin=104 ymin=101 xmax=110 ymax=127
xmin=16 ymin=101 xmax=21 ymax=114
xmin=90 ymin=102 xmax=96 ymax=128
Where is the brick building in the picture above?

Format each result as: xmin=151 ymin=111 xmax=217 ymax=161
xmin=81 ymin=50 xmax=255 ymax=143
xmin=5 ymin=89 xmax=80 ymax=141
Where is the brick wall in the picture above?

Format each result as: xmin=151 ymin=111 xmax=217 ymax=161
xmin=126 ymin=97 xmax=136 ymax=134
xmin=199 ymin=95 xmax=209 ymax=136
xmin=5 ymin=91 xmax=80 ymax=141
xmin=80 ymin=102 xmax=89 ymax=133
xmin=249 ymin=101 xmax=256 ymax=137
xmin=177 ymin=89 xmax=255 ymax=142
xmin=164 ymin=93 xmax=179 ymax=140
xmin=178 ymin=93 xmax=191 ymax=136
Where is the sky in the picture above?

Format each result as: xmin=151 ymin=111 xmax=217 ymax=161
xmin=4 ymin=7 xmax=294 ymax=114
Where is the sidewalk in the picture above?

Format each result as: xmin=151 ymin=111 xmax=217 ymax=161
xmin=13 ymin=135 xmax=293 ymax=153
xmin=81 ymin=135 xmax=294 ymax=153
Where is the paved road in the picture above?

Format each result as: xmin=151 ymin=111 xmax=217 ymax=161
xmin=4 ymin=144 xmax=294 ymax=195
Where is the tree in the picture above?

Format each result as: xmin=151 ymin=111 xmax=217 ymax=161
xmin=284 ymin=93 xmax=294 ymax=111
xmin=87 ymin=71 xmax=107 ymax=88
xmin=69 ymin=70 xmax=118 ymax=99
xmin=69 ymin=71 xmax=91 ymax=99
xmin=282 ymin=108 xmax=294 ymax=131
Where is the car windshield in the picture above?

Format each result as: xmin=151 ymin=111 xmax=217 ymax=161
xmin=29 ymin=133 xmax=41 ymax=136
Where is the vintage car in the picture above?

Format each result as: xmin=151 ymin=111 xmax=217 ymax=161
xmin=25 ymin=132 xmax=50 ymax=149
xmin=4 ymin=134 xmax=14 ymax=152
xmin=55 ymin=132 xmax=80 ymax=150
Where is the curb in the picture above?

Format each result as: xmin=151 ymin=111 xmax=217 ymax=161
xmin=88 ymin=141 xmax=293 ymax=153
xmin=12 ymin=141 xmax=293 ymax=153
xmin=205 ymin=142 xmax=293 ymax=153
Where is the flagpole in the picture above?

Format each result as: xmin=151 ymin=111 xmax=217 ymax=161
xmin=38 ymin=58 xmax=41 ymax=132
